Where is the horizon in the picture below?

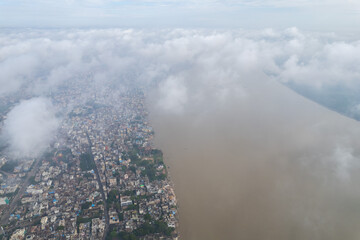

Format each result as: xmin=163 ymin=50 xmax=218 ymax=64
xmin=0 ymin=0 xmax=359 ymax=32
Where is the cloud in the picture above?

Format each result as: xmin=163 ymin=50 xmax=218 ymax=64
xmin=1 ymin=97 xmax=60 ymax=158
xmin=1 ymin=28 xmax=360 ymax=110
xmin=1 ymin=0 xmax=359 ymax=29
xmin=157 ymin=76 xmax=188 ymax=114
xmin=233 ymin=0 xmax=358 ymax=8
xmin=332 ymin=146 xmax=357 ymax=181
xmin=1 ymin=28 xmax=360 ymax=150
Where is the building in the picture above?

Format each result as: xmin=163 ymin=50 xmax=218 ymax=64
xmin=0 ymin=197 xmax=9 ymax=205
xmin=10 ymin=228 xmax=25 ymax=240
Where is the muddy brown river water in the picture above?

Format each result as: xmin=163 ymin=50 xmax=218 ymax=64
xmin=149 ymin=79 xmax=360 ymax=240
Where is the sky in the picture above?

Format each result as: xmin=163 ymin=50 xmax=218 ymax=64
xmin=0 ymin=0 xmax=360 ymax=31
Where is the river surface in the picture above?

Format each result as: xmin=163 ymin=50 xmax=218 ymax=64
xmin=148 ymin=79 xmax=360 ymax=240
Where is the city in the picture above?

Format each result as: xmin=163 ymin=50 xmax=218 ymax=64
xmin=0 ymin=85 xmax=179 ymax=240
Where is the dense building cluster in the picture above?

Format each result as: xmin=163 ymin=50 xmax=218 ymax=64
xmin=0 ymin=86 xmax=179 ymax=240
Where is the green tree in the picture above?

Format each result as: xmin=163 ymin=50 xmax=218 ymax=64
xmin=79 ymin=153 xmax=96 ymax=171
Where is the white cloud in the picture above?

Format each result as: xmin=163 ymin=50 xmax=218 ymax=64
xmin=332 ymin=146 xmax=357 ymax=181
xmin=1 ymin=97 xmax=59 ymax=158
xmin=1 ymin=28 xmax=360 ymax=111
xmin=158 ymin=76 xmax=188 ymax=114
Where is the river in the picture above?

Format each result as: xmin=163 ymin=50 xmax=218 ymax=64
xmin=148 ymin=79 xmax=360 ymax=240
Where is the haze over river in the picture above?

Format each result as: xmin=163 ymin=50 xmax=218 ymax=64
xmin=149 ymin=78 xmax=360 ymax=240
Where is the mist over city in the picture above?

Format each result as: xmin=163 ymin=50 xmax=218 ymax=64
xmin=1 ymin=1 xmax=360 ymax=239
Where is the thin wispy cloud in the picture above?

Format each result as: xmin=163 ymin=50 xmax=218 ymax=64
xmin=0 ymin=0 xmax=359 ymax=30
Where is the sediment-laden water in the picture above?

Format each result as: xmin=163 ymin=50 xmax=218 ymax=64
xmin=148 ymin=79 xmax=360 ymax=240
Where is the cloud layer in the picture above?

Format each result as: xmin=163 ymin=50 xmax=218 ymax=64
xmin=1 ymin=28 xmax=360 ymax=112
